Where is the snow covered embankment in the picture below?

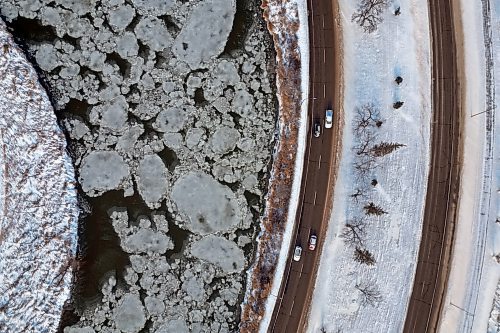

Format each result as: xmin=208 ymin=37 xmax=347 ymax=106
xmin=240 ymin=1 xmax=309 ymax=332
xmin=0 ymin=21 xmax=79 ymax=332
xmin=307 ymin=1 xmax=431 ymax=332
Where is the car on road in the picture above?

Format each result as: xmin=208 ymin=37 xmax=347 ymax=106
xmin=308 ymin=234 xmax=317 ymax=251
xmin=293 ymin=245 xmax=302 ymax=261
xmin=325 ymin=109 xmax=333 ymax=128
xmin=313 ymin=121 xmax=321 ymax=137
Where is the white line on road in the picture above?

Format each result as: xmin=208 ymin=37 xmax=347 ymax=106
xmin=313 ymin=191 xmax=317 ymax=205
xmin=318 ymin=155 xmax=322 ymax=169
xmin=290 ymin=300 xmax=295 ymax=315
xmin=323 ymin=48 xmax=326 ymax=63
xmin=323 ymin=84 xmax=326 ymax=98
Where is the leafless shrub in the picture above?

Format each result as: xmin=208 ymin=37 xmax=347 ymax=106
xmin=363 ymin=202 xmax=387 ymax=215
xmin=353 ymin=155 xmax=377 ymax=178
xmin=350 ymin=187 xmax=368 ymax=203
xmin=370 ymin=142 xmax=406 ymax=157
xmin=340 ymin=217 xmax=366 ymax=247
xmin=393 ymin=101 xmax=404 ymax=109
xmin=353 ymin=130 xmax=376 ymax=156
xmin=351 ymin=0 xmax=389 ymax=33
xmin=355 ymin=280 xmax=382 ymax=306
xmin=353 ymin=103 xmax=382 ymax=135
xmin=354 ymin=247 xmax=376 ymax=265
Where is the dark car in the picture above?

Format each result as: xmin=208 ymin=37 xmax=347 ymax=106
xmin=314 ymin=122 xmax=321 ymax=137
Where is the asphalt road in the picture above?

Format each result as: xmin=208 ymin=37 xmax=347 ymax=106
xmin=268 ymin=0 xmax=340 ymax=332
xmin=403 ymin=0 xmax=462 ymax=331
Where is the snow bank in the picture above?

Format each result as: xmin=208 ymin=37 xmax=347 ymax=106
xmin=239 ymin=0 xmax=309 ymax=331
xmin=307 ymin=0 xmax=432 ymax=331
xmin=0 ymin=20 xmax=79 ymax=332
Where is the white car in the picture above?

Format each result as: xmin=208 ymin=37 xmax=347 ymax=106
xmin=308 ymin=235 xmax=317 ymax=251
xmin=293 ymin=245 xmax=302 ymax=261
xmin=325 ymin=109 xmax=333 ymax=128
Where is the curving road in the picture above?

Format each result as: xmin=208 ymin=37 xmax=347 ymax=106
xmin=268 ymin=0 xmax=341 ymax=332
xmin=403 ymin=0 xmax=462 ymax=331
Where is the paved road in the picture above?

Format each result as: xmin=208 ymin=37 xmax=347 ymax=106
xmin=268 ymin=0 xmax=340 ymax=332
xmin=403 ymin=0 xmax=462 ymax=331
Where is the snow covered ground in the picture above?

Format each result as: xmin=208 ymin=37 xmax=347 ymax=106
xmin=306 ymin=1 xmax=432 ymax=332
xmin=438 ymin=0 xmax=500 ymax=332
xmin=0 ymin=21 xmax=79 ymax=332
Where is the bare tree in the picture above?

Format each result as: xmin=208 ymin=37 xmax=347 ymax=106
xmin=370 ymin=142 xmax=406 ymax=157
xmin=351 ymin=0 xmax=389 ymax=33
xmin=353 ymin=155 xmax=377 ymax=178
xmin=350 ymin=187 xmax=368 ymax=203
xmin=364 ymin=202 xmax=387 ymax=215
xmin=340 ymin=217 xmax=366 ymax=247
xmin=353 ymin=103 xmax=381 ymax=135
xmin=353 ymin=130 xmax=376 ymax=156
xmin=354 ymin=247 xmax=376 ymax=265
xmin=355 ymin=280 xmax=382 ymax=306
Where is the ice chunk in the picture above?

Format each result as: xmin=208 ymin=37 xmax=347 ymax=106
xmin=172 ymin=0 xmax=236 ymax=69
xmin=130 ymin=0 xmax=175 ymax=15
xmin=113 ymin=294 xmax=146 ymax=333
xmin=136 ymin=154 xmax=168 ymax=208
xmin=191 ymin=235 xmax=245 ymax=273
xmin=115 ymin=31 xmax=139 ymax=58
xmin=214 ymin=60 xmax=240 ymax=85
xmin=35 ymin=44 xmax=60 ymax=71
xmin=156 ymin=319 xmax=189 ymax=333
xmin=54 ymin=0 xmax=95 ymax=15
xmin=144 ymin=296 xmax=165 ymax=316
xmin=171 ymin=171 xmax=241 ymax=234
xmin=108 ymin=5 xmax=135 ymax=32
xmin=79 ymin=151 xmax=129 ymax=195
xmin=122 ymin=228 xmax=173 ymax=254
xmin=232 ymin=89 xmax=254 ymax=116
xmin=153 ymin=106 xmax=189 ymax=133
xmin=89 ymin=95 xmax=128 ymax=132
xmin=210 ymin=126 xmax=240 ymax=154
xmin=182 ymin=276 xmax=205 ymax=301
xmin=135 ymin=16 xmax=173 ymax=51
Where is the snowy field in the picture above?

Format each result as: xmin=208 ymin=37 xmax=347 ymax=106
xmin=0 ymin=21 xmax=79 ymax=332
xmin=306 ymin=1 xmax=431 ymax=332
xmin=438 ymin=0 xmax=500 ymax=332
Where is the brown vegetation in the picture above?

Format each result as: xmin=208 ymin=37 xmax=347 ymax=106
xmin=239 ymin=2 xmax=304 ymax=332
